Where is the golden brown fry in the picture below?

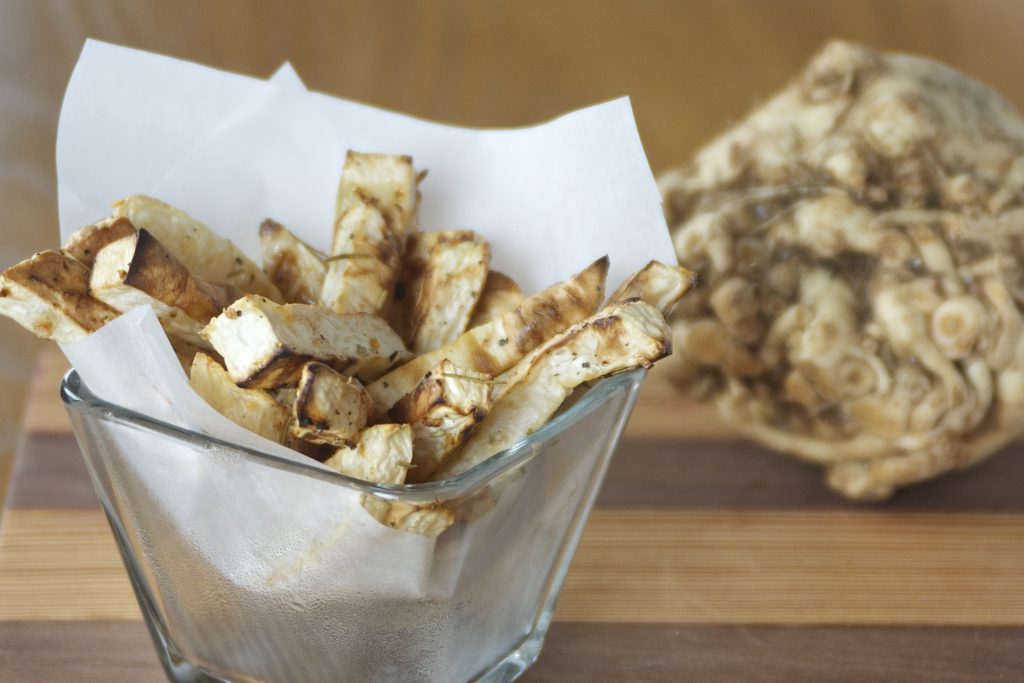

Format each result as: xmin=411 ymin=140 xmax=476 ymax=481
xmin=368 ymin=256 xmax=609 ymax=411
xmin=320 ymin=204 xmax=402 ymax=315
xmin=388 ymin=228 xmax=433 ymax=338
xmin=94 ymin=229 xmax=241 ymax=322
xmin=360 ymin=495 xmax=455 ymax=538
xmin=434 ymin=299 xmax=671 ymax=480
xmin=467 ymin=271 xmax=524 ymax=328
xmin=388 ymin=359 xmax=493 ymax=482
xmin=269 ymin=388 xmax=335 ymax=460
xmin=62 ymin=217 xmax=137 ymax=268
xmin=189 ymin=352 xmax=291 ymax=443
xmin=334 ymin=151 xmax=418 ymax=235
xmin=202 ymin=295 xmax=411 ymax=389
xmin=323 ymin=420 xmax=452 ymax=535
xmin=404 ymin=231 xmax=489 ymax=353
xmin=323 ymin=423 xmax=413 ymax=485
xmin=292 ymin=362 xmax=373 ymax=448
xmin=90 ymin=229 xmax=241 ymax=347
xmin=321 ymin=152 xmax=420 ymax=316
xmin=607 ymin=260 xmax=697 ymax=316
xmin=112 ymin=195 xmax=283 ymax=301
xmin=0 ymin=250 xmax=118 ymax=342
xmin=258 ymin=219 xmax=326 ymax=304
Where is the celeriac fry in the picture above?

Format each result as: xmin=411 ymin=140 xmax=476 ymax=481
xmin=0 ymin=250 xmax=118 ymax=342
xmin=202 ymin=295 xmax=412 ymax=388
xmin=322 ymin=412 xmax=451 ymax=538
xmin=112 ymin=195 xmax=283 ymax=301
xmin=389 ymin=229 xmax=482 ymax=339
xmin=467 ymin=271 xmax=524 ymax=328
xmin=388 ymin=227 xmax=433 ymax=338
xmin=90 ymin=229 xmax=241 ymax=348
xmin=189 ymin=352 xmax=290 ymax=443
xmin=269 ymin=388 xmax=334 ymax=460
xmin=292 ymin=362 xmax=373 ymax=448
xmin=334 ymin=151 xmax=418 ymax=233
xmin=258 ymin=219 xmax=326 ymax=304
xmin=321 ymin=152 xmax=419 ymax=316
xmin=320 ymin=204 xmax=402 ymax=314
xmin=607 ymin=260 xmax=698 ymax=316
xmin=62 ymin=217 xmax=137 ymax=268
xmin=323 ymin=423 xmax=413 ymax=484
xmin=368 ymin=255 xmax=610 ymax=411
xmin=360 ymin=495 xmax=455 ymax=538
xmin=433 ymin=299 xmax=671 ymax=479
xmin=405 ymin=231 xmax=489 ymax=353
xmin=93 ymin=229 xmax=241 ymax=322
xmin=388 ymin=359 xmax=493 ymax=482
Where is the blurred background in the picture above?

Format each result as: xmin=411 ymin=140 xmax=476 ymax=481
xmin=2 ymin=0 xmax=1024 ymax=487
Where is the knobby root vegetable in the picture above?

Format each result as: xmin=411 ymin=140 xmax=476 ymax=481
xmin=660 ymin=41 xmax=1024 ymax=499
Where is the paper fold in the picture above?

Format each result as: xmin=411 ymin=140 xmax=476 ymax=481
xmin=58 ymin=39 xmax=672 ymax=290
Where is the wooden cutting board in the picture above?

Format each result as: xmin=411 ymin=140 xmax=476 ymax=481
xmin=1 ymin=348 xmax=1023 ymax=682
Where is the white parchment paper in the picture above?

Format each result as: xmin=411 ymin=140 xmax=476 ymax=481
xmin=56 ymin=38 xmax=673 ymax=466
xmin=52 ymin=41 xmax=672 ymax=678
xmin=58 ymin=40 xmax=672 ymax=291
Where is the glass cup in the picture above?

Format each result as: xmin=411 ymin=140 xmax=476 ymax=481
xmin=62 ymin=366 xmax=646 ymax=683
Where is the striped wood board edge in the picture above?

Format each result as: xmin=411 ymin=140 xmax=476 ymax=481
xmin=1 ymin=349 xmax=1022 ymax=682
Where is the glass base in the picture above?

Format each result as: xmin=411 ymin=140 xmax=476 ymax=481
xmin=475 ymin=627 xmax=546 ymax=683
xmin=103 ymin=503 xmax=547 ymax=683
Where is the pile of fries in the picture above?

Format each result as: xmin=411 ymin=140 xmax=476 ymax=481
xmin=0 ymin=151 xmax=693 ymax=536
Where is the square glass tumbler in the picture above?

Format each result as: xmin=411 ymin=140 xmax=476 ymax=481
xmin=62 ymin=367 xmax=646 ymax=683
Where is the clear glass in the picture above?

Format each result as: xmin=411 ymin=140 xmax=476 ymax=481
xmin=61 ymin=367 xmax=646 ymax=683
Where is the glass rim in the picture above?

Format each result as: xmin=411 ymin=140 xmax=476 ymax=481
xmin=61 ymin=366 xmax=646 ymax=501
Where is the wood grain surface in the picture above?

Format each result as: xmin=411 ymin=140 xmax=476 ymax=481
xmin=4 ymin=507 xmax=1024 ymax=625
xmin=2 ymin=348 xmax=1023 ymax=681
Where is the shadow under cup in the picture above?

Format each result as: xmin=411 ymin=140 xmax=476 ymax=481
xmin=61 ymin=367 xmax=646 ymax=683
